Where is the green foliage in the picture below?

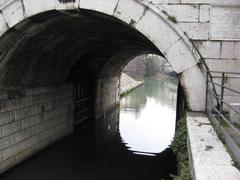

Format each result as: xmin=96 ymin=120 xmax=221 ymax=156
xmin=145 ymin=58 xmax=160 ymax=76
xmin=168 ymin=16 xmax=177 ymax=23
xmin=161 ymin=10 xmax=177 ymax=23
xmin=129 ymin=19 xmax=136 ymax=26
xmin=171 ymin=114 xmax=192 ymax=180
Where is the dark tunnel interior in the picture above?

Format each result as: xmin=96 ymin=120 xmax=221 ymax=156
xmin=0 ymin=9 xmax=160 ymax=89
xmin=0 ymin=8 xmax=183 ymax=179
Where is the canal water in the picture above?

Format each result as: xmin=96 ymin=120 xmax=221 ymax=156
xmin=0 ymin=76 xmax=178 ymax=180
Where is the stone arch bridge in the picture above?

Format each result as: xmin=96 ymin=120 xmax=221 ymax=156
xmin=0 ymin=0 xmax=239 ymax=176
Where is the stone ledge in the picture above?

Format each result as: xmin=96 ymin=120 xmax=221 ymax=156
xmin=120 ymin=73 xmax=143 ymax=96
xmin=187 ymin=112 xmax=240 ymax=180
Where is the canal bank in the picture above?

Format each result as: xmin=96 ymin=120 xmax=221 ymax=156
xmin=186 ymin=112 xmax=240 ymax=179
xmin=171 ymin=113 xmax=191 ymax=180
xmin=120 ymin=73 xmax=143 ymax=98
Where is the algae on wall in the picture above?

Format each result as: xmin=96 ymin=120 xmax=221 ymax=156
xmin=171 ymin=114 xmax=192 ymax=180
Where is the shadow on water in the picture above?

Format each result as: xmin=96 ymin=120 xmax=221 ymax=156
xmin=0 ymin=76 xmax=178 ymax=180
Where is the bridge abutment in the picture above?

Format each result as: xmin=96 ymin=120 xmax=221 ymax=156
xmin=95 ymin=77 xmax=120 ymax=118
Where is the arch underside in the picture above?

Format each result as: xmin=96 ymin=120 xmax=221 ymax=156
xmin=0 ymin=0 xmax=206 ymax=111
xmin=0 ymin=0 xmax=208 ymax=174
xmin=0 ymin=9 xmax=158 ymax=88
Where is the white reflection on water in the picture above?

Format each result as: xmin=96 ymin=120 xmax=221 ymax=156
xmin=119 ymin=77 xmax=178 ymax=155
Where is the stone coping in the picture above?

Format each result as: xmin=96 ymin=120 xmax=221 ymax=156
xmin=187 ymin=112 xmax=240 ymax=180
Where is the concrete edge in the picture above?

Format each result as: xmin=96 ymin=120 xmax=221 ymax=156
xmin=120 ymin=81 xmax=144 ymax=98
xmin=186 ymin=112 xmax=240 ymax=180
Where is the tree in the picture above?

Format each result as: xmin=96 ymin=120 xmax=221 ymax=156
xmin=145 ymin=55 xmax=160 ymax=76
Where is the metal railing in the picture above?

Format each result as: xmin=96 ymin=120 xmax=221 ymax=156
xmin=181 ymin=33 xmax=240 ymax=164
xmin=205 ymin=70 xmax=240 ymax=165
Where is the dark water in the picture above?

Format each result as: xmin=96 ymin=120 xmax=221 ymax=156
xmin=0 ymin=76 xmax=178 ymax=180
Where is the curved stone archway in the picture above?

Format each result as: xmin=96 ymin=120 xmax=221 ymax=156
xmin=0 ymin=0 xmax=206 ymax=111
xmin=0 ymin=0 xmax=210 ymax=174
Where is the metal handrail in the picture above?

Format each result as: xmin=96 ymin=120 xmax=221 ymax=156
xmin=186 ymin=31 xmax=240 ymax=137
xmin=212 ymin=107 xmax=240 ymax=135
xmin=210 ymin=82 xmax=240 ymax=95
xmin=183 ymin=33 xmax=220 ymax=108
xmin=208 ymin=89 xmax=240 ymax=115
xmin=187 ymin=31 xmax=240 ymax=162
xmin=205 ymin=71 xmax=240 ymax=149
xmin=208 ymin=70 xmax=240 ymax=75
xmin=212 ymin=76 xmax=240 ymax=79
xmin=206 ymin=71 xmax=240 ymax=115
xmin=204 ymin=69 xmax=240 ymax=165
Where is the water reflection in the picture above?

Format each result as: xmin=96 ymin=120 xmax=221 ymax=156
xmin=120 ymin=77 xmax=178 ymax=155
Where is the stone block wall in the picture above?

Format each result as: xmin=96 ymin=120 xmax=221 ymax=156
xmin=0 ymin=84 xmax=73 ymax=173
xmin=120 ymin=73 xmax=143 ymax=95
xmin=95 ymin=77 xmax=120 ymax=118
xmin=149 ymin=0 xmax=240 ymax=106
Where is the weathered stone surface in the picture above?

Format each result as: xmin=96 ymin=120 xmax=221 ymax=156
xmin=0 ymin=13 xmax=8 ymax=36
xmin=206 ymin=59 xmax=240 ymax=72
xmin=0 ymin=85 xmax=73 ymax=172
xmin=135 ymin=9 xmax=180 ymax=52
xmin=180 ymin=65 xmax=206 ymax=111
xmin=234 ymin=42 xmax=240 ymax=59
xmin=0 ymin=111 xmax=14 ymax=126
xmin=200 ymin=5 xmax=210 ymax=22
xmin=0 ymin=0 xmax=208 ymax=113
xmin=23 ymin=0 xmax=56 ymax=16
xmin=211 ymin=0 xmax=240 ymax=5
xmin=178 ymin=22 xmax=209 ymax=40
xmin=160 ymin=5 xmax=199 ymax=22
xmin=164 ymin=39 xmax=197 ymax=73
xmin=187 ymin=112 xmax=240 ymax=180
xmin=0 ymin=0 xmax=224 ymax=113
xmin=221 ymin=42 xmax=240 ymax=60
xmin=2 ymin=120 xmax=22 ymax=137
xmin=211 ymin=6 xmax=240 ymax=40
xmin=80 ymin=0 xmax=118 ymax=15
xmin=194 ymin=41 xmax=221 ymax=59
xmin=181 ymin=0 xmax=210 ymax=4
xmin=113 ymin=0 xmax=145 ymax=24
xmin=150 ymin=0 xmax=180 ymax=4
xmin=95 ymin=77 xmax=120 ymax=118
xmin=0 ymin=0 xmax=11 ymax=7
xmin=1 ymin=0 xmax=24 ymax=27
xmin=0 ymin=158 xmax=11 ymax=174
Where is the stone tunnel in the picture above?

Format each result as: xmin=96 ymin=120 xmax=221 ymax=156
xmin=0 ymin=0 xmax=239 ymax=175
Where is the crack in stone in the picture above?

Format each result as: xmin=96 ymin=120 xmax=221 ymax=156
xmin=20 ymin=0 xmax=26 ymax=17
xmin=136 ymin=6 xmax=148 ymax=24
xmin=0 ymin=10 xmax=9 ymax=28
xmin=113 ymin=0 xmax=120 ymax=14
xmin=162 ymin=37 xmax=182 ymax=55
